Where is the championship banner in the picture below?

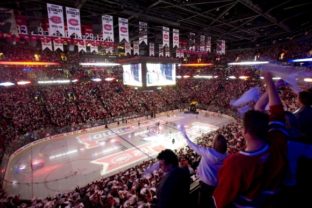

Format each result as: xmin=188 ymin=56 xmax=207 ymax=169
xmin=133 ymin=41 xmax=139 ymax=55
xmin=78 ymin=39 xmax=86 ymax=52
xmin=176 ymin=49 xmax=180 ymax=58
xmin=159 ymin=44 xmax=164 ymax=57
xmin=53 ymin=38 xmax=64 ymax=51
xmin=66 ymin=7 xmax=81 ymax=38
xmin=0 ymin=8 xmax=18 ymax=35
xmin=206 ymin=36 xmax=211 ymax=52
xmin=125 ymin=42 xmax=131 ymax=55
xmin=165 ymin=46 xmax=170 ymax=57
xmin=162 ymin=26 xmax=169 ymax=47
xmin=139 ymin=21 xmax=147 ymax=45
xmin=41 ymin=37 xmax=53 ymax=51
xmin=106 ymin=46 xmax=113 ymax=54
xmin=16 ymin=15 xmax=28 ymax=35
xmin=189 ymin=32 xmax=195 ymax=51
xmin=118 ymin=17 xmax=129 ymax=43
xmin=149 ymin=43 xmax=155 ymax=56
xmin=172 ymin=29 xmax=179 ymax=48
xmin=216 ymin=39 xmax=225 ymax=55
xmin=102 ymin=15 xmax=114 ymax=42
xmin=47 ymin=3 xmax=65 ymax=37
xmin=89 ymin=41 xmax=98 ymax=53
xmin=200 ymin=35 xmax=205 ymax=52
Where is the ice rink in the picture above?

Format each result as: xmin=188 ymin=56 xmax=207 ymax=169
xmin=3 ymin=110 xmax=234 ymax=199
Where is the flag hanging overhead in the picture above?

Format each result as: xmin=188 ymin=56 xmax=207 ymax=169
xmin=41 ymin=37 xmax=53 ymax=51
xmin=102 ymin=15 xmax=114 ymax=42
xmin=119 ymin=17 xmax=129 ymax=43
xmin=173 ymin=29 xmax=179 ymax=48
xmin=149 ymin=43 xmax=155 ymax=56
xmin=125 ymin=42 xmax=131 ymax=55
xmin=189 ymin=32 xmax=196 ymax=51
xmin=65 ymin=7 xmax=81 ymax=38
xmin=206 ymin=36 xmax=211 ymax=52
xmin=47 ymin=3 xmax=65 ymax=37
xmin=53 ymin=38 xmax=64 ymax=51
xmin=139 ymin=21 xmax=148 ymax=45
xmin=216 ymin=40 xmax=226 ymax=55
xmin=159 ymin=44 xmax=164 ymax=57
xmin=162 ymin=27 xmax=170 ymax=47
xmin=200 ymin=35 xmax=205 ymax=52
xmin=133 ymin=41 xmax=139 ymax=55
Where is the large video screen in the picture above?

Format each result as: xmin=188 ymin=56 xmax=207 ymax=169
xmin=146 ymin=63 xmax=176 ymax=86
xmin=122 ymin=64 xmax=143 ymax=87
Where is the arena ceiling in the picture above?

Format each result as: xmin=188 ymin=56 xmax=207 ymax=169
xmin=2 ymin=0 xmax=312 ymax=49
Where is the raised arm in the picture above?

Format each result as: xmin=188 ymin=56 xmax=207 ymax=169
xmin=254 ymin=92 xmax=268 ymax=112
xmin=180 ymin=127 xmax=208 ymax=155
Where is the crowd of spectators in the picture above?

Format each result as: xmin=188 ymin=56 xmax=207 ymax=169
xmin=0 ymin=37 xmax=311 ymax=207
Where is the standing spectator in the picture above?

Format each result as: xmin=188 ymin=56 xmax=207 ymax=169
xmin=181 ymin=128 xmax=227 ymax=208
xmin=213 ymin=72 xmax=288 ymax=207
xmin=156 ymin=149 xmax=190 ymax=208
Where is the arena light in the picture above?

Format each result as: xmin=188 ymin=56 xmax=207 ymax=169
xmin=17 ymin=81 xmax=31 ymax=85
xmin=193 ymin=75 xmax=214 ymax=79
xmin=272 ymin=77 xmax=282 ymax=80
xmin=176 ymin=75 xmax=182 ymax=79
xmin=0 ymin=82 xmax=15 ymax=87
xmin=304 ymin=78 xmax=312 ymax=83
xmin=183 ymin=75 xmax=190 ymax=78
xmin=38 ymin=80 xmax=71 ymax=84
xmin=228 ymin=61 xmax=269 ymax=66
xmin=104 ymin=77 xmax=115 ymax=82
xmin=71 ymin=79 xmax=79 ymax=83
xmin=91 ymin=78 xmax=102 ymax=82
xmin=180 ymin=63 xmax=213 ymax=67
xmin=239 ymin=76 xmax=249 ymax=80
xmin=79 ymin=62 xmax=120 ymax=67
xmin=0 ymin=61 xmax=59 ymax=66
xmin=290 ymin=58 xmax=312 ymax=63
xmin=228 ymin=76 xmax=237 ymax=80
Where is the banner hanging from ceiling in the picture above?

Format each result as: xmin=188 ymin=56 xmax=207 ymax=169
xmin=206 ymin=36 xmax=211 ymax=52
xmin=47 ymin=3 xmax=65 ymax=37
xmin=133 ymin=41 xmax=139 ymax=55
xmin=53 ymin=38 xmax=64 ymax=51
xmin=66 ymin=7 xmax=81 ymax=38
xmin=216 ymin=39 xmax=226 ymax=55
xmin=118 ymin=17 xmax=129 ymax=43
xmin=41 ymin=37 xmax=53 ymax=51
xmin=125 ymin=42 xmax=131 ymax=55
xmin=173 ymin=29 xmax=179 ymax=48
xmin=102 ymin=15 xmax=114 ymax=42
xmin=159 ymin=44 xmax=164 ymax=57
xmin=149 ymin=43 xmax=154 ymax=56
xmin=200 ymin=35 xmax=205 ymax=52
xmin=162 ymin=26 xmax=170 ymax=47
xmin=189 ymin=32 xmax=196 ymax=51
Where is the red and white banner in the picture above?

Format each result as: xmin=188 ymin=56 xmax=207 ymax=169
xmin=159 ymin=44 xmax=164 ymax=57
xmin=173 ymin=29 xmax=179 ymax=48
xmin=125 ymin=42 xmax=131 ymax=55
xmin=118 ymin=17 xmax=129 ymax=43
xmin=162 ymin=26 xmax=169 ymax=47
xmin=102 ymin=15 xmax=114 ymax=42
xmin=106 ymin=46 xmax=113 ymax=54
xmin=89 ymin=41 xmax=98 ymax=53
xmin=149 ymin=43 xmax=155 ymax=56
xmin=41 ymin=37 xmax=53 ymax=51
xmin=77 ymin=39 xmax=86 ymax=52
xmin=133 ymin=41 xmax=139 ymax=55
xmin=200 ymin=35 xmax=205 ymax=52
xmin=176 ymin=49 xmax=184 ymax=58
xmin=47 ymin=3 xmax=65 ymax=37
xmin=139 ymin=21 xmax=148 ymax=45
xmin=206 ymin=36 xmax=211 ymax=52
xmin=165 ymin=46 xmax=170 ymax=57
xmin=53 ymin=38 xmax=64 ymax=51
xmin=66 ymin=7 xmax=81 ymax=38
xmin=216 ymin=39 xmax=225 ymax=55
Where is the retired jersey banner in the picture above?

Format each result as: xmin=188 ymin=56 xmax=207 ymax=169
xmin=41 ymin=37 xmax=52 ymax=51
xmin=66 ymin=7 xmax=81 ymax=38
xmin=78 ymin=39 xmax=86 ymax=52
xmin=90 ymin=41 xmax=98 ymax=53
xmin=149 ymin=43 xmax=155 ymax=56
xmin=162 ymin=26 xmax=170 ymax=47
xmin=47 ymin=3 xmax=65 ymax=37
xmin=216 ymin=40 xmax=225 ymax=55
xmin=139 ymin=21 xmax=148 ymax=45
xmin=159 ymin=44 xmax=164 ymax=57
xmin=189 ymin=32 xmax=196 ymax=51
xmin=172 ymin=29 xmax=179 ymax=48
xmin=133 ymin=41 xmax=139 ymax=55
xmin=118 ymin=17 xmax=129 ymax=43
xmin=53 ymin=38 xmax=64 ymax=51
xmin=16 ymin=15 xmax=28 ymax=35
xmin=125 ymin=42 xmax=131 ymax=55
xmin=200 ymin=35 xmax=205 ymax=52
xmin=165 ymin=46 xmax=170 ymax=57
xmin=102 ymin=15 xmax=114 ymax=42
xmin=206 ymin=36 xmax=211 ymax=52
xmin=0 ymin=8 xmax=18 ymax=35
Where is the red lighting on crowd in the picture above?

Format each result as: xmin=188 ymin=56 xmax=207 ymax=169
xmin=0 ymin=61 xmax=60 ymax=66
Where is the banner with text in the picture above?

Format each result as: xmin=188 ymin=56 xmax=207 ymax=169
xmin=133 ymin=41 xmax=139 ymax=55
xmin=159 ymin=44 xmax=163 ymax=57
xmin=162 ymin=26 xmax=169 ymax=47
xmin=102 ymin=15 xmax=114 ymax=42
xmin=47 ymin=3 xmax=65 ymax=37
xmin=125 ymin=42 xmax=131 ymax=55
xmin=200 ymin=35 xmax=205 ymax=52
xmin=216 ymin=39 xmax=225 ymax=55
xmin=206 ymin=36 xmax=211 ymax=52
xmin=41 ymin=37 xmax=53 ymax=51
xmin=149 ymin=43 xmax=154 ymax=56
xmin=173 ymin=29 xmax=179 ymax=48
xmin=53 ymin=38 xmax=64 ymax=51
xmin=66 ymin=7 xmax=81 ymax=38
xmin=118 ymin=17 xmax=129 ymax=43
xmin=189 ymin=32 xmax=195 ymax=51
